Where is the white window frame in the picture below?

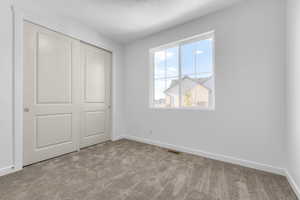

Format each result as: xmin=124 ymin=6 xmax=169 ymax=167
xmin=149 ymin=31 xmax=215 ymax=110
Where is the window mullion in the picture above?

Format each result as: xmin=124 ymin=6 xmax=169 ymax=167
xmin=178 ymin=45 xmax=182 ymax=107
xmin=164 ymin=50 xmax=167 ymax=94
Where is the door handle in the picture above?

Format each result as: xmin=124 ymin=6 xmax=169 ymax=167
xmin=24 ymin=108 xmax=30 ymax=112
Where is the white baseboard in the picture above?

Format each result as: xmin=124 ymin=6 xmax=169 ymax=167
xmin=0 ymin=166 xmax=17 ymax=177
xmin=285 ymin=170 xmax=300 ymax=199
xmin=122 ymin=135 xmax=285 ymax=176
xmin=111 ymin=134 xmax=125 ymax=141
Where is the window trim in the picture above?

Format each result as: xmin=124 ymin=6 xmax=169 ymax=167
xmin=149 ymin=31 xmax=215 ymax=110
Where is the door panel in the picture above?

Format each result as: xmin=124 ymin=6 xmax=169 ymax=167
xmin=35 ymin=113 xmax=72 ymax=148
xmin=85 ymin=111 xmax=105 ymax=137
xmin=23 ymin=22 xmax=80 ymax=166
xmin=80 ymin=43 xmax=111 ymax=148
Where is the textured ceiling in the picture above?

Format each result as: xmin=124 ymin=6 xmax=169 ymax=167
xmin=15 ymin=0 xmax=243 ymax=43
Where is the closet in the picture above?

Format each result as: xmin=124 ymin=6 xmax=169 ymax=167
xmin=23 ymin=21 xmax=111 ymax=165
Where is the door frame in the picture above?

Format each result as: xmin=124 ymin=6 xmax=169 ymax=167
xmin=12 ymin=7 xmax=116 ymax=172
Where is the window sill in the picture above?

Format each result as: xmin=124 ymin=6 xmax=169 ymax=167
xmin=149 ymin=107 xmax=215 ymax=111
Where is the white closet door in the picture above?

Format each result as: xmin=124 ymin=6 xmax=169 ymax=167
xmin=23 ymin=22 xmax=81 ymax=166
xmin=80 ymin=43 xmax=111 ymax=148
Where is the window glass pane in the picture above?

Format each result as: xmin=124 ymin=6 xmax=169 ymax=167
xmin=181 ymin=42 xmax=197 ymax=77
xmin=153 ymin=47 xmax=179 ymax=108
xmin=195 ymin=39 xmax=213 ymax=77
xmin=164 ymin=77 xmax=180 ymax=108
xmin=181 ymin=38 xmax=213 ymax=78
xmin=166 ymin=47 xmax=179 ymax=78
xmin=180 ymin=77 xmax=212 ymax=108
xmin=154 ymin=77 xmax=180 ymax=108
xmin=154 ymin=79 xmax=166 ymax=107
xmin=154 ymin=51 xmax=165 ymax=79
xmin=180 ymin=38 xmax=214 ymax=108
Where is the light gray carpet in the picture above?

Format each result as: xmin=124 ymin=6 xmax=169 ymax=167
xmin=0 ymin=139 xmax=297 ymax=200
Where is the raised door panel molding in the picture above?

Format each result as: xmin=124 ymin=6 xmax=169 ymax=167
xmin=85 ymin=111 xmax=105 ymax=137
xmin=35 ymin=113 xmax=72 ymax=149
xmin=36 ymin=32 xmax=72 ymax=104
xmin=84 ymin=46 xmax=105 ymax=103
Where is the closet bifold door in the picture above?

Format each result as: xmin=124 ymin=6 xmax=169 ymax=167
xmin=23 ymin=21 xmax=81 ymax=166
xmin=79 ymin=42 xmax=111 ymax=148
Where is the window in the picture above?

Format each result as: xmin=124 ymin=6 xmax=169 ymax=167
xmin=150 ymin=31 xmax=215 ymax=109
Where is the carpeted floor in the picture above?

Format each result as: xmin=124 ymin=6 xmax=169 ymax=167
xmin=0 ymin=139 xmax=297 ymax=200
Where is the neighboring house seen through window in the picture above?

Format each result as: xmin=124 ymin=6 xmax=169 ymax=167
xmin=150 ymin=31 xmax=215 ymax=109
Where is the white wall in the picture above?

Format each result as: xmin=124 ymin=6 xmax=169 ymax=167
xmin=286 ymin=0 xmax=300 ymax=196
xmin=124 ymin=0 xmax=286 ymax=171
xmin=0 ymin=1 xmax=125 ymax=176
xmin=0 ymin=0 xmax=14 ymax=174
